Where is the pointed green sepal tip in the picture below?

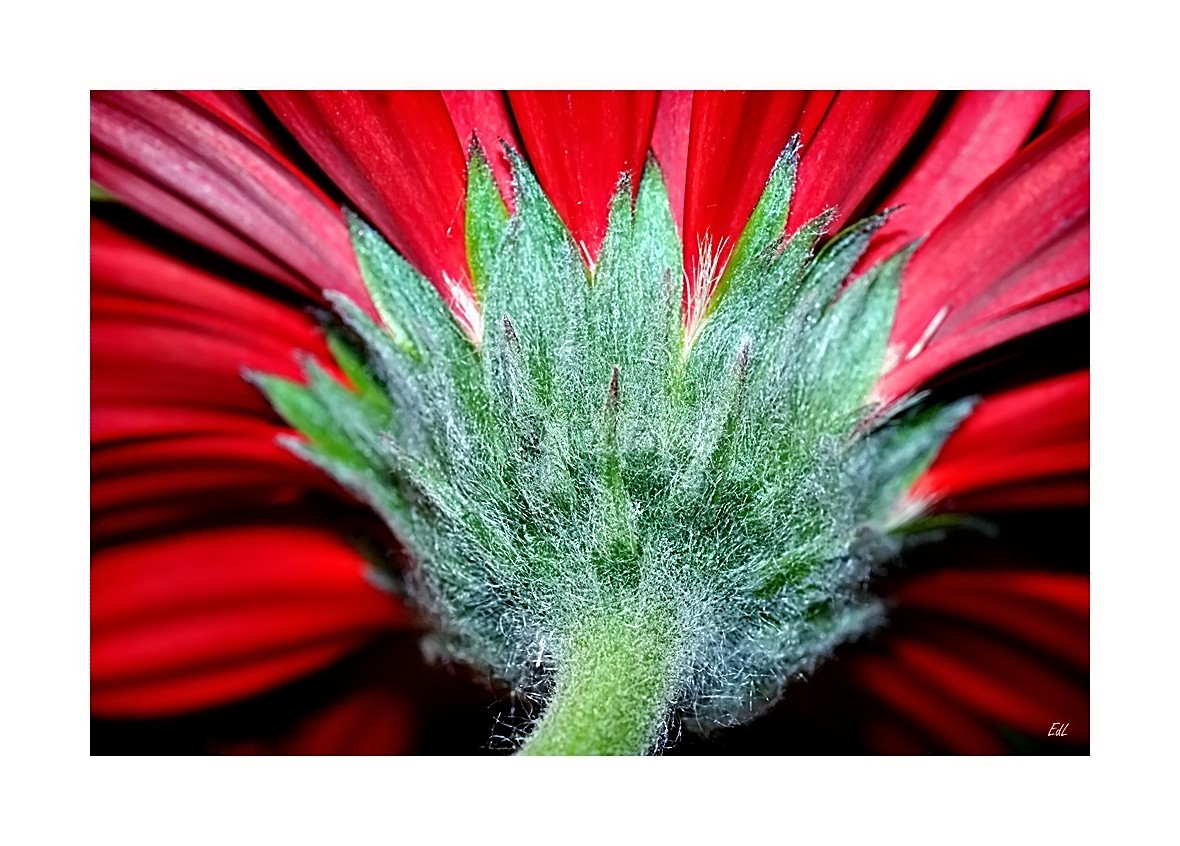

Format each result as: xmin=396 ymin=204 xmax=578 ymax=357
xmin=502 ymin=142 xmax=538 ymax=201
xmin=244 ymin=367 xmax=369 ymax=470
xmin=464 ymin=136 xmax=510 ymax=299
xmin=713 ymin=135 xmax=803 ymax=300
xmin=498 ymin=142 xmax=582 ymax=262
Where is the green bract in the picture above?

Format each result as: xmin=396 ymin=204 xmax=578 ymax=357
xmin=254 ymin=142 xmax=971 ymax=753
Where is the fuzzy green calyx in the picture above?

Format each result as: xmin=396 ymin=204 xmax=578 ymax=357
xmin=256 ymin=141 xmax=971 ymax=754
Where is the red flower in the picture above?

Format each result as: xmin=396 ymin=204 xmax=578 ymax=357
xmin=91 ymin=90 xmax=1088 ymax=754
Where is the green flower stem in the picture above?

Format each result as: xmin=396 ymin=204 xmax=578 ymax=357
xmin=518 ymin=602 xmax=683 ymax=756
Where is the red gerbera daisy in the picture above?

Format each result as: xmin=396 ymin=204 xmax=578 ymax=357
xmin=90 ymin=90 xmax=1088 ymax=755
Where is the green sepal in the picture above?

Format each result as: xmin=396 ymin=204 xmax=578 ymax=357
xmin=347 ymin=210 xmax=477 ymax=377
xmin=712 ymin=137 xmax=801 ymax=307
xmin=247 ymin=371 xmax=371 ymax=471
xmin=691 ymin=209 xmax=831 ymax=386
xmin=481 ymin=146 xmax=589 ymax=408
xmin=797 ymin=210 xmax=895 ymax=310
xmin=464 ymin=140 xmax=510 ymax=299
xmin=864 ymin=396 xmax=977 ymax=522
xmin=326 ymin=332 xmax=392 ymax=417
xmin=588 ymin=164 xmax=681 ymax=454
xmin=632 ymin=156 xmax=683 ymax=295
xmin=298 ymin=354 xmax=392 ymax=470
xmin=802 ymin=242 xmax=914 ymax=430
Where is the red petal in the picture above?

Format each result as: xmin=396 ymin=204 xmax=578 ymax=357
xmin=896 ymin=570 xmax=1089 ymax=670
xmin=508 ymin=91 xmax=658 ymax=262
xmin=681 ymin=91 xmax=832 ymax=309
xmin=852 ymin=567 xmax=1088 ymax=752
xmin=213 ymin=651 xmax=419 ymax=756
xmin=91 ymin=465 xmax=317 ymax=516
xmin=955 ymin=570 xmax=1089 ymax=615
xmin=92 ymin=496 xmax=304 ymax=545
xmin=860 ymin=91 xmax=1054 ymax=267
xmin=891 ymin=107 xmax=1089 ymax=361
xmin=261 ymin=91 xmax=476 ymax=323
xmin=788 ymin=91 xmax=938 ymax=232
xmin=90 ymin=436 xmax=328 ymax=531
xmin=92 ymin=525 xmax=405 ymax=717
xmin=441 ymin=90 xmax=520 ymax=206
xmin=952 ymin=477 xmax=1089 ymax=511
xmin=91 ymin=221 xmax=342 ymax=540
xmin=887 ymin=627 xmax=1088 ymax=741
xmin=919 ymin=444 xmax=1089 ymax=506
xmin=91 ymin=219 xmax=322 ymax=352
xmin=932 ymin=371 xmax=1089 ymax=463
xmin=1045 ymin=90 xmax=1090 ymax=128
xmin=92 ymin=319 xmax=296 ymax=415
xmin=854 ymin=653 xmax=1008 ymax=754
xmin=279 ymin=686 xmax=414 ymax=756
xmin=90 ymin=92 xmax=366 ymax=305
xmin=90 ymin=420 xmax=330 ymax=542
xmin=92 ymin=433 xmax=310 ymax=480
xmin=94 ymin=642 xmax=364 ymax=718
xmin=91 ymin=150 xmax=298 ymax=288
xmin=91 ymin=221 xmax=329 ymax=418
xmin=92 ymin=404 xmax=279 ymax=446
xmin=180 ymin=90 xmax=284 ymax=148
xmin=913 ymin=371 xmax=1089 ymax=507
xmin=862 ymin=710 xmax=943 ymax=755
xmin=650 ymin=90 xmax=694 ymax=233
xmin=876 ymin=284 xmax=1088 ymax=400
